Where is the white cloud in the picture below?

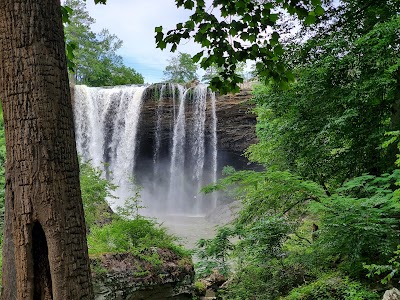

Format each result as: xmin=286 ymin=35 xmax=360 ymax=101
xmin=85 ymin=0 xmax=202 ymax=83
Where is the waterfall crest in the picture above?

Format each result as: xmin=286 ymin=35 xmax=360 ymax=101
xmin=73 ymin=83 xmax=218 ymax=216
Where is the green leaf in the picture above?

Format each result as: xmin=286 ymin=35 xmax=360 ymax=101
xmin=315 ymin=5 xmax=324 ymax=16
xmin=274 ymin=45 xmax=284 ymax=56
xmin=185 ymin=20 xmax=195 ymax=29
xmin=155 ymin=26 xmax=163 ymax=33
xmin=171 ymin=44 xmax=177 ymax=52
xmin=157 ymin=41 xmax=167 ymax=50
xmin=305 ymin=14 xmax=316 ymax=25
xmin=269 ymin=13 xmax=279 ymax=23
xmin=183 ymin=0 xmax=194 ymax=10
xmin=192 ymin=51 xmax=203 ymax=63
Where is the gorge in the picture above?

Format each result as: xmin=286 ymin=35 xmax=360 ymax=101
xmin=73 ymin=83 xmax=256 ymax=218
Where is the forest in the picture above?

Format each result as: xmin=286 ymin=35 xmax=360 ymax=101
xmin=0 ymin=0 xmax=399 ymax=299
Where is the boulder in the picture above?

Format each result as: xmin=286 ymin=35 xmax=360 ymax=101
xmin=91 ymin=249 xmax=194 ymax=299
xmin=383 ymin=288 xmax=400 ymax=300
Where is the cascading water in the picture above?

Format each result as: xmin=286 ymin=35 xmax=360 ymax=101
xmin=73 ymin=83 xmax=218 ymax=216
xmin=168 ymin=85 xmax=188 ymax=213
xmin=74 ymin=85 xmax=146 ymax=203
xmin=153 ymin=84 xmax=166 ymax=178
xmin=210 ymin=91 xmax=218 ymax=208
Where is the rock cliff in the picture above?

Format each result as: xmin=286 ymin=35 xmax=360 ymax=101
xmin=135 ymin=84 xmax=257 ymax=175
xmin=139 ymin=84 xmax=256 ymax=154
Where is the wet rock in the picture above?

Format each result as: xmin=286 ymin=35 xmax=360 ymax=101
xmin=196 ymin=269 xmax=226 ymax=299
xmin=139 ymin=84 xmax=256 ymax=157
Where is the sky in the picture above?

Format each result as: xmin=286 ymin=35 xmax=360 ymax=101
xmin=85 ymin=0 xmax=204 ymax=84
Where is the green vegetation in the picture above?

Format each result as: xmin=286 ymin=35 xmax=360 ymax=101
xmin=87 ymin=218 xmax=186 ymax=261
xmin=79 ymin=159 xmax=116 ymax=229
xmin=156 ymin=0 xmax=325 ymax=93
xmin=63 ymin=0 xmax=144 ymax=86
xmin=163 ymin=52 xmax=199 ymax=84
xmin=194 ymin=0 xmax=400 ymax=298
xmin=79 ymin=159 xmax=188 ymax=262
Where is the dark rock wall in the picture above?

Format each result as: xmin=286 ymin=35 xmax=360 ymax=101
xmin=135 ymin=85 xmax=257 ymax=177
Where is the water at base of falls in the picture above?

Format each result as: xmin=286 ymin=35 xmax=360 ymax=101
xmin=73 ymin=83 xmax=218 ymax=216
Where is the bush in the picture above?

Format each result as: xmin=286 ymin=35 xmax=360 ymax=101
xmin=87 ymin=217 xmax=188 ymax=260
xmin=311 ymin=171 xmax=400 ymax=276
xmin=282 ymin=273 xmax=379 ymax=300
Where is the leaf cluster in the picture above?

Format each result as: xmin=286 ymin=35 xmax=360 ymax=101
xmin=156 ymin=0 xmax=325 ymax=93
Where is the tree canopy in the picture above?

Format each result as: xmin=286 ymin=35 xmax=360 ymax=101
xmin=163 ymin=52 xmax=199 ymax=83
xmin=64 ymin=0 xmax=144 ymax=86
xmin=194 ymin=0 xmax=400 ymax=298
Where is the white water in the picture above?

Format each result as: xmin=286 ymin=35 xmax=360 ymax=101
xmin=74 ymin=85 xmax=146 ymax=206
xmin=168 ymin=85 xmax=188 ymax=213
xmin=153 ymin=84 xmax=166 ymax=177
xmin=73 ymin=84 xmax=219 ymax=215
xmin=210 ymin=91 xmax=218 ymax=208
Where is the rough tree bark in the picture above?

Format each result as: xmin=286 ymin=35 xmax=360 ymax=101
xmin=0 ymin=0 xmax=93 ymax=299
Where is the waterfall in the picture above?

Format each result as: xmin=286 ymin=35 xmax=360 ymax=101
xmin=153 ymin=84 xmax=166 ymax=177
xmin=73 ymin=85 xmax=146 ymax=205
xmin=73 ymin=83 xmax=218 ymax=215
xmin=210 ymin=91 xmax=218 ymax=208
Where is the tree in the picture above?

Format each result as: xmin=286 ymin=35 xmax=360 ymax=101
xmin=248 ymin=1 xmax=400 ymax=188
xmin=64 ymin=0 xmax=144 ymax=86
xmin=163 ymin=52 xmax=198 ymax=83
xmin=155 ymin=0 xmax=325 ymax=93
xmin=202 ymin=62 xmax=246 ymax=83
xmin=0 ymin=0 xmax=96 ymax=298
xmin=192 ymin=1 xmax=400 ymax=298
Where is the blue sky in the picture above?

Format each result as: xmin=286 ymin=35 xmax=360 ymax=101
xmin=85 ymin=0 xmax=203 ymax=83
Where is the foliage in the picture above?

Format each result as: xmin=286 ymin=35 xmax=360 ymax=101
xmin=116 ymin=177 xmax=144 ymax=220
xmin=156 ymin=0 xmax=325 ymax=93
xmin=247 ymin=14 xmax=400 ymax=191
xmin=199 ymin=165 xmax=400 ymax=298
xmin=201 ymin=62 xmax=246 ymax=83
xmin=87 ymin=218 xmax=188 ymax=260
xmin=79 ymin=159 xmax=116 ymax=230
xmin=282 ymin=273 xmax=379 ymax=300
xmin=203 ymin=169 xmax=326 ymax=223
xmin=365 ymin=246 xmax=400 ymax=285
xmin=311 ymin=171 xmax=400 ymax=277
xmin=193 ymin=280 xmax=207 ymax=294
xmin=195 ymin=225 xmax=234 ymax=277
xmin=163 ymin=52 xmax=198 ymax=84
xmin=64 ymin=0 xmax=144 ymax=86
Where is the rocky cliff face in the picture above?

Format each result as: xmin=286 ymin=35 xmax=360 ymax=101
xmin=139 ymin=84 xmax=256 ymax=153
xmin=136 ymin=84 xmax=257 ymax=174
xmin=215 ymin=89 xmax=257 ymax=153
xmin=91 ymin=249 xmax=194 ymax=300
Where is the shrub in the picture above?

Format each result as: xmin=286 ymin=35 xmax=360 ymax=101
xmin=87 ymin=217 xmax=188 ymax=259
xmin=282 ymin=273 xmax=379 ymax=300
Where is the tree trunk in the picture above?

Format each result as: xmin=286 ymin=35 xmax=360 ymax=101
xmin=0 ymin=0 xmax=93 ymax=299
